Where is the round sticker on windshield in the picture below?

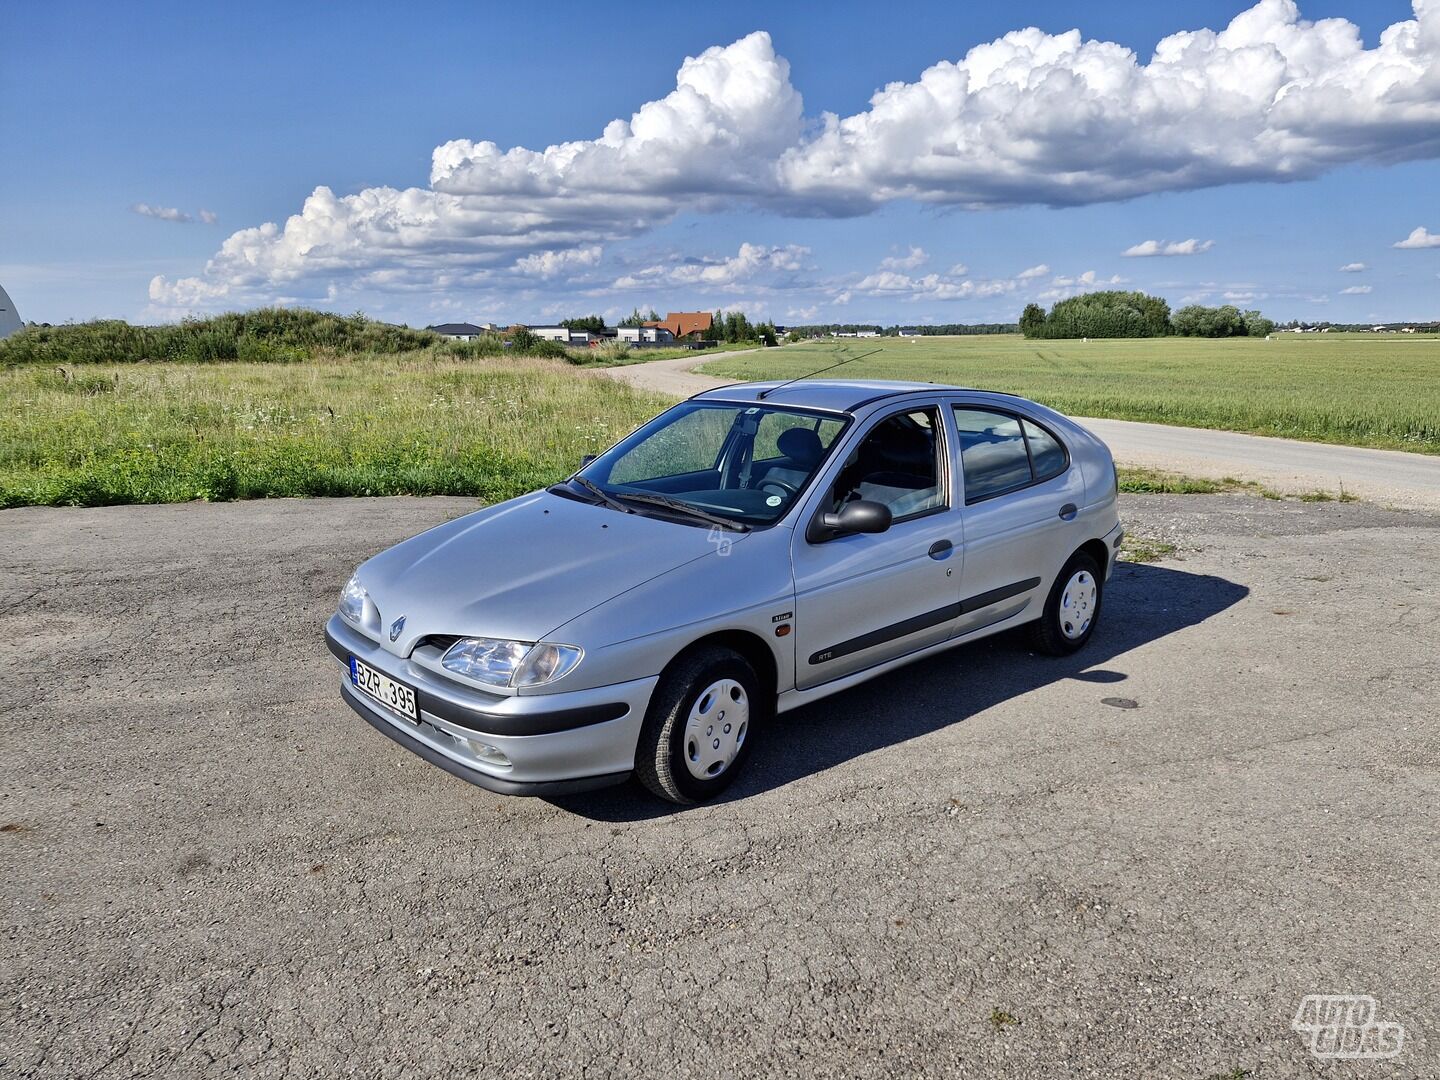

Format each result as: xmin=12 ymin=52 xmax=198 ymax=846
xmin=766 ymin=495 xmax=783 ymax=507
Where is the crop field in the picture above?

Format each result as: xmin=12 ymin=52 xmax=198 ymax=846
xmin=703 ymin=334 xmax=1440 ymax=453
xmin=0 ymin=354 xmax=669 ymax=507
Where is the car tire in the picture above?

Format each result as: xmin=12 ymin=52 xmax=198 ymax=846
xmin=1028 ymin=551 xmax=1104 ymax=656
xmin=635 ymin=646 xmax=762 ymax=804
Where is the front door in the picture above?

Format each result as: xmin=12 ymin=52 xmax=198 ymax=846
xmin=791 ymin=405 xmax=963 ymax=690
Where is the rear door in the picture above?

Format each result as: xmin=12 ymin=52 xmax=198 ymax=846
xmin=790 ymin=403 xmax=963 ymax=690
xmin=950 ymin=404 xmax=1085 ymax=636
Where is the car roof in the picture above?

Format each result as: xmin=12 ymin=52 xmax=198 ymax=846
xmin=692 ymin=379 xmax=978 ymax=413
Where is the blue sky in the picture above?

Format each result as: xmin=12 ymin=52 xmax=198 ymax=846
xmin=3 ymin=0 xmax=1438 ymax=327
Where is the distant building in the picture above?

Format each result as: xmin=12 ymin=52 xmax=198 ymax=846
xmin=0 ymin=284 xmax=22 ymax=340
xmin=644 ymin=311 xmax=713 ymax=340
xmin=527 ymin=325 xmax=598 ymax=346
xmin=428 ymin=322 xmax=486 ymax=341
xmin=855 ymin=329 xmax=880 ymax=338
xmin=617 ymin=326 xmax=675 ymax=345
xmin=898 ymin=327 xmax=919 ymax=337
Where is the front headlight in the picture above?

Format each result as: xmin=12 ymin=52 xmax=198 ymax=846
xmin=338 ymin=574 xmax=368 ymax=624
xmin=441 ymin=638 xmax=583 ymax=689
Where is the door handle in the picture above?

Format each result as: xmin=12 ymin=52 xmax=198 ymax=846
xmin=1058 ymin=503 xmax=1078 ymax=521
xmin=927 ymin=539 xmax=954 ymax=560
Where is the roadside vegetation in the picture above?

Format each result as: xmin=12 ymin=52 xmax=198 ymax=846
xmin=702 ymin=334 xmax=1440 ymax=453
xmin=0 ymin=309 xmax=761 ymax=371
xmin=3 ymin=307 xmax=1435 ymax=509
xmin=0 ymin=353 xmax=670 ymax=507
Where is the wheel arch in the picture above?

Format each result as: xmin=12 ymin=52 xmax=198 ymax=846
xmin=1075 ymin=537 xmax=1113 ymax=581
xmin=664 ymin=629 xmax=779 ymax=704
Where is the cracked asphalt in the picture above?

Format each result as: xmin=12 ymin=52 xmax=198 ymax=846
xmin=2 ymin=494 xmax=1438 ymax=1079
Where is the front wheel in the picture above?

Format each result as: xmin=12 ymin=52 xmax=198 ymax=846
xmin=1028 ymin=552 xmax=1103 ymax=656
xmin=635 ymin=646 xmax=762 ymax=804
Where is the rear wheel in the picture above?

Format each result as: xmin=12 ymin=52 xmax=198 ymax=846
xmin=1028 ymin=552 xmax=1103 ymax=656
xmin=635 ymin=646 xmax=761 ymax=804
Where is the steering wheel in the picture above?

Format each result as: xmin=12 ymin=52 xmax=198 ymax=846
xmin=757 ymin=478 xmax=799 ymax=500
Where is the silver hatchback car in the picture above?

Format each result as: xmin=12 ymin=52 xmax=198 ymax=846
xmin=325 ymin=380 xmax=1123 ymax=803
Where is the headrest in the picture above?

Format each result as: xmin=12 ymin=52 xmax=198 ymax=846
xmin=777 ymin=426 xmax=823 ymax=464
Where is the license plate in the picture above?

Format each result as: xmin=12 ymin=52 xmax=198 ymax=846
xmin=349 ymin=657 xmax=418 ymax=722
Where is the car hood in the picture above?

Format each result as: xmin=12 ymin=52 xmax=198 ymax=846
xmin=358 ymin=490 xmax=746 ymax=655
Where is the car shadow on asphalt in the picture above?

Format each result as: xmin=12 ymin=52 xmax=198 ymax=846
xmin=548 ymin=562 xmax=1249 ymax=821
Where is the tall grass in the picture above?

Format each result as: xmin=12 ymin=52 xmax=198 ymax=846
xmin=0 ymin=309 xmax=755 ymax=370
xmin=0 ymin=309 xmax=443 ymax=366
xmin=0 ymin=353 xmax=671 ymax=507
xmin=702 ymin=334 xmax=1440 ymax=453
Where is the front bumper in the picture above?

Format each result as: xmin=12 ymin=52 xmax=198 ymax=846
xmin=325 ymin=614 xmax=656 ymax=795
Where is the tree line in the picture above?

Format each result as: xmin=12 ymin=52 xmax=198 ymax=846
xmin=1020 ymin=291 xmax=1275 ymax=339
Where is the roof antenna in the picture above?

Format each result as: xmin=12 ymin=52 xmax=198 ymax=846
xmin=756 ymin=347 xmax=883 ymax=400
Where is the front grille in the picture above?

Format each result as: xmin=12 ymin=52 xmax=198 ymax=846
xmin=415 ymin=634 xmax=461 ymax=654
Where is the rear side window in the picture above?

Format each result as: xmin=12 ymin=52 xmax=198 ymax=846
xmin=952 ymin=406 xmax=1069 ymax=503
xmin=1026 ymin=422 xmax=1067 ymax=482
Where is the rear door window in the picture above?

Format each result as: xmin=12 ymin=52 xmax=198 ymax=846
xmin=952 ymin=406 xmax=1069 ymax=503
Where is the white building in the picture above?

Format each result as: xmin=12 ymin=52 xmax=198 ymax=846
xmin=616 ymin=326 xmax=675 ymax=345
xmin=0 ymin=284 xmax=22 ymax=340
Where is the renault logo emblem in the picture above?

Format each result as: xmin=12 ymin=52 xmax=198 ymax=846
xmin=389 ymin=615 xmax=406 ymax=642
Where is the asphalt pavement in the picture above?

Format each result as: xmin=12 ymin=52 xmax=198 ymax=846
xmin=2 ymin=494 xmax=1438 ymax=1078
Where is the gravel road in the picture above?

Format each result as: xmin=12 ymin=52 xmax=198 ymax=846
xmin=600 ymin=354 xmax=1440 ymax=510
xmin=3 ymin=495 xmax=1438 ymax=1078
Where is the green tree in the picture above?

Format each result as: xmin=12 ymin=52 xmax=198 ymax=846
xmin=618 ymin=307 xmax=661 ymax=328
xmin=560 ymin=315 xmax=605 ymax=332
xmin=1024 ymin=291 xmax=1172 ymax=339
xmin=1019 ymin=303 xmax=1046 ymax=338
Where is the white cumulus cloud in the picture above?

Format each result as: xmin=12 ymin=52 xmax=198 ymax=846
xmin=515 ymin=246 xmax=603 ymax=278
xmin=612 ymin=242 xmax=809 ymax=290
xmin=1394 ymin=225 xmax=1440 ymax=248
xmin=152 ymin=1 xmax=1440 ymax=313
xmin=1016 ymin=264 xmax=1050 ymax=279
xmin=132 ymin=203 xmax=193 ymax=223
xmin=853 ymin=267 xmax=1017 ymax=302
xmin=1339 ymin=284 xmax=1374 ymax=293
xmin=1338 ymin=261 xmax=1367 ymax=271
xmin=1122 ymin=238 xmax=1214 ymax=257
xmin=880 ymin=246 xmax=929 ymax=270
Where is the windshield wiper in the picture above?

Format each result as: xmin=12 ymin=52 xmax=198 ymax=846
xmin=571 ymin=476 xmax=633 ymax=515
xmin=610 ymin=491 xmax=750 ymax=532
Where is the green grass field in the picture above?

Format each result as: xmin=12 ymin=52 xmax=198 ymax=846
xmin=703 ymin=334 xmax=1440 ymax=453
xmin=3 ymin=328 xmax=1437 ymax=509
xmin=0 ymin=353 xmax=670 ymax=508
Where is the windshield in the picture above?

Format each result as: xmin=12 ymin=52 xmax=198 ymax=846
xmin=564 ymin=401 xmax=848 ymax=527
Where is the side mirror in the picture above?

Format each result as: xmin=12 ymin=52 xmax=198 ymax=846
xmin=579 ymin=454 xmax=597 ymax=468
xmin=808 ymin=499 xmax=893 ymax=543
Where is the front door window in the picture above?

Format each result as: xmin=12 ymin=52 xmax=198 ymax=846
xmin=828 ymin=407 xmax=945 ymax=520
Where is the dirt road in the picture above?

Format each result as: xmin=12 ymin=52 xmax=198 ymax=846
xmin=600 ymin=353 xmax=1440 ymax=510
